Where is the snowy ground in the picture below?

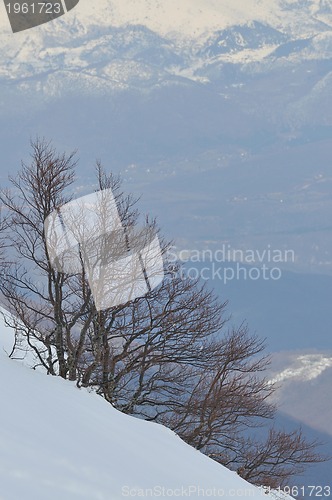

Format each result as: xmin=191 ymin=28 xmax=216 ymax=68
xmin=0 ymin=314 xmax=293 ymax=499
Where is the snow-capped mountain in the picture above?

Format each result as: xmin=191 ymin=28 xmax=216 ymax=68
xmin=268 ymin=351 xmax=332 ymax=437
xmin=0 ymin=0 xmax=332 ymax=95
xmin=2 ymin=0 xmax=332 ymax=39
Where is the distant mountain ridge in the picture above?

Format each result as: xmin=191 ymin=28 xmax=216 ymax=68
xmin=201 ymin=22 xmax=289 ymax=57
xmin=44 ymin=0 xmax=332 ymax=39
xmin=0 ymin=0 xmax=332 ymax=96
xmin=269 ymin=350 xmax=332 ymax=436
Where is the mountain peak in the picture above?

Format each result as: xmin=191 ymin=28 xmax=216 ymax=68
xmin=1 ymin=0 xmax=331 ymax=40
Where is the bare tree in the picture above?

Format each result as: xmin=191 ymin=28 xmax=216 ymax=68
xmin=0 ymin=138 xmax=89 ymax=378
xmin=236 ymin=428 xmax=325 ymax=489
xmin=0 ymin=139 xmax=327 ymax=488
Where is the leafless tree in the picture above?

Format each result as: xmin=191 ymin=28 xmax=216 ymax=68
xmin=235 ymin=428 xmax=325 ymax=489
xmin=0 ymin=139 xmax=327 ymax=488
xmin=0 ymin=138 xmax=89 ymax=378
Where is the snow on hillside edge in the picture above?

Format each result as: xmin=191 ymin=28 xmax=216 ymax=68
xmin=0 ymin=316 xmax=293 ymax=500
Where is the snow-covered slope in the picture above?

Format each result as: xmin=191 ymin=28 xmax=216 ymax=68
xmin=0 ymin=317 xmax=293 ymax=500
